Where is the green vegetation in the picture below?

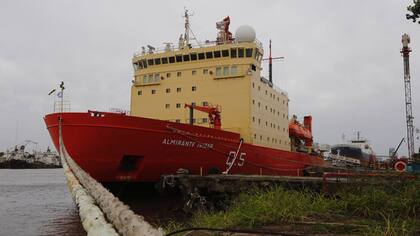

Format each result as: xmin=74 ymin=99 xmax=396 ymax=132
xmin=407 ymin=0 xmax=420 ymax=24
xmin=165 ymin=179 xmax=420 ymax=235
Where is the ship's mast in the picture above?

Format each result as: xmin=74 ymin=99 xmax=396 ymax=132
xmin=401 ymin=34 xmax=415 ymax=161
xmin=181 ymin=9 xmax=193 ymax=49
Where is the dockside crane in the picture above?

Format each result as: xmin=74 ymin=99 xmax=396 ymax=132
xmin=401 ymin=34 xmax=416 ymax=162
xmin=185 ymin=103 xmax=222 ymax=130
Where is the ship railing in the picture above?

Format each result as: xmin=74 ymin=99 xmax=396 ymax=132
xmin=272 ymin=84 xmax=288 ymax=97
xmin=133 ymin=38 xmax=264 ymax=57
xmin=53 ymin=100 xmax=71 ymax=113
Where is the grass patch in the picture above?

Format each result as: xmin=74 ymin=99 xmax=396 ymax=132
xmin=164 ymin=179 xmax=420 ymax=235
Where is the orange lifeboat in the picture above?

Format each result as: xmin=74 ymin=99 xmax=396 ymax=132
xmin=289 ymin=115 xmax=313 ymax=147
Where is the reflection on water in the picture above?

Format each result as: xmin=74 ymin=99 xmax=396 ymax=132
xmin=0 ymin=169 xmax=85 ymax=236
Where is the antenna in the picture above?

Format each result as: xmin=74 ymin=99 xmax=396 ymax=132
xmin=401 ymin=33 xmax=415 ymax=161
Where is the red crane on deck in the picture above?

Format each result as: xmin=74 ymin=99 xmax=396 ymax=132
xmin=184 ymin=103 xmax=222 ymax=130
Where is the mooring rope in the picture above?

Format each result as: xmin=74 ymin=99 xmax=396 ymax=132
xmin=59 ymin=118 xmax=164 ymax=236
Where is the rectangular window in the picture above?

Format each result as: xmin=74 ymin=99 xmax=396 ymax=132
xmin=138 ymin=91 xmax=142 ymax=95
xmin=223 ymin=67 xmax=229 ymax=76
xmin=205 ymin=51 xmax=213 ymax=59
xmin=154 ymin=74 xmax=160 ymax=82
xmin=202 ymin=118 xmax=208 ymax=123
xmin=213 ymin=51 xmax=221 ymax=58
xmin=203 ymin=69 xmax=208 ymax=74
xmin=175 ymin=55 xmax=182 ymax=62
xmin=198 ymin=52 xmax=205 ymax=60
xmin=192 ymin=70 xmax=196 ymax=75
xmin=176 ymin=119 xmax=181 ymax=123
xmin=238 ymin=48 xmax=244 ymax=57
xmin=169 ymin=56 xmax=175 ymax=63
xmin=166 ymin=73 xmax=171 ymax=78
xmin=245 ymin=48 xmax=253 ymax=57
xmin=154 ymin=58 xmax=161 ymax=65
xmin=251 ymin=64 xmax=257 ymax=71
xmin=177 ymin=87 xmax=181 ymax=92
xmin=222 ymin=49 xmax=229 ymax=57
xmin=231 ymin=65 xmax=237 ymax=75
xmin=162 ymin=57 xmax=168 ymax=64
xmin=177 ymin=71 xmax=182 ymax=77
xmin=142 ymin=60 xmax=148 ymax=68
xmin=147 ymin=59 xmax=154 ymax=65
xmin=151 ymin=89 xmax=156 ymax=94
xmin=215 ymin=67 xmax=222 ymax=76
xmin=148 ymin=74 xmax=153 ymax=83
xmin=183 ymin=54 xmax=190 ymax=61
xmin=202 ymin=101 xmax=208 ymax=106
xmin=230 ymin=48 xmax=237 ymax=58
xmin=166 ymin=88 xmax=171 ymax=93
xmin=190 ymin=53 xmax=197 ymax=61
xmin=143 ymin=76 xmax=147 ymax=84
xmin=165 ymin=104 xmax=170 ymax=109
xmin=192 ymin=86 xmax=196 ymax=91
xmin=176 ymin=103 xmax=181 ymax=108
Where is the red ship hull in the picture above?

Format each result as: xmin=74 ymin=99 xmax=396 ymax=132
xmin=44 ymin=111 xmax=327 ymax=182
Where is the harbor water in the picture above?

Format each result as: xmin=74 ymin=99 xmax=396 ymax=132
xmin=0 ymin=169 xmax=85 ymax=236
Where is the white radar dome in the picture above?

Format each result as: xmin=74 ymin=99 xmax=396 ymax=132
xmin=235 ymin=25 xmax=256 ymax=43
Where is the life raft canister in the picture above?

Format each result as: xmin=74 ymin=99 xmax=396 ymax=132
xmin=394 ymin=161 xmax=407 ymax=172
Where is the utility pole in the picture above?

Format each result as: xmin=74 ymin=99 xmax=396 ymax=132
xmin=401 ymin=34 xmax=415 ymax=161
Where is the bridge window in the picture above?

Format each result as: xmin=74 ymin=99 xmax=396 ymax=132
xmin=222 ymin=50 xmax=229 ymax=57
xmin=162 ymin=57 xmax=168 ymax=64
xmin=231 ymin=66 xmax=237 ymax=75
xmin=223 ymin=67 xmax=229 ymax=76
xmin=147 ymin=59 xmax=154 ymax=66
xmin=198 ymin=53 xmax=205 ymax=60
xmin=246 ymin=48 xmax=253 ymax=57
xmin=231 ymin=48 xmax=237 ymax=58
xmin=238 ymin=48 xmax=244 ymax=58
xmin=169 ymin=56 xmax=175 ymax=63
xmin=190 ymin=53 xmax=197 ymax=61
xmin=215 ymin=67 xmax=222 ymax=76
xmin=154 ymin=58 xmax=161 ymax=65
xmin=214 ymin=51 xmax=221 ymax=58
xmin=176 ymin=55 xmax=182 ymax=62
xmin=206 ymin=51 xmax=213 ymax=59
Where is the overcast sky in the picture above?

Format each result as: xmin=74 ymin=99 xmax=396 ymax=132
xmin=1 ymin=0 xmax=419 ymax=156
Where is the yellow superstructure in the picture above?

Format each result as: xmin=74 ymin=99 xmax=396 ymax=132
xmin=130 ymin=18 xmax=291 ymax=151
